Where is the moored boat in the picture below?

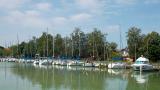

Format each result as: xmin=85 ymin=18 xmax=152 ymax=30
xmin=108 ymin=62 xmax=127 ymax=69
xmin=67 ymin=60 xmax=82 ymax=66
xmin=39 ymin=59 xmax=52 ymax=65
xmin=60 ymin=60 xmax=68 ymax=66
xmin=67 ymin=61 xmax=77 ymax=66
xmin=83 ymin=62 xmax=94 ymax=67
xmin=131 ymin=55 xmax=153 ymax=71
xmin=33 ymin=60 xmax=39 ymax=65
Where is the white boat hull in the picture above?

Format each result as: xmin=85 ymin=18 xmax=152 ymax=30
xmin=132 ymin=57 xmax=153 ymax=71
xmin=108 ymin=63 xmax=126 ymax=69
xmin=83 ymin=63 xmax=94 ymax=67
xmin=132 ymin=64 xmax=153 ymax=71
xmin=33 ymin=61 xmax=39 ymax=65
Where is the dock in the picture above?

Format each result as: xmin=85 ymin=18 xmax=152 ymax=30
xmin=152 ymin=63 xmax=160 ymax=71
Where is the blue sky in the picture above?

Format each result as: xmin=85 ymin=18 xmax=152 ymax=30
xmin=0 ymin=0 xmax=160 ymax=48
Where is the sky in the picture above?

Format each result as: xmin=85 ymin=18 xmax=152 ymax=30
xmin=0 ymin=0 xmax=160 ymax=48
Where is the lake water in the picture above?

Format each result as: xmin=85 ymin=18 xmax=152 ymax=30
xmin=0 ymin=62 xmax=160 ymax=90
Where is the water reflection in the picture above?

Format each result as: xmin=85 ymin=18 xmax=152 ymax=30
xmin=131 ymin=72 xmax=150 ymax=84
xmin=12 ymin=64 xmax=108 ymax=90
xmin=3 ymin=63 xmax=159 ymax=90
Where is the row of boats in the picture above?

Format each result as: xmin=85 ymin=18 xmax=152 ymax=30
xmin=0 ymin=58 xmax=107 ymax=67
xmin=108 ymin=55 xmax=154 ymax=71
xmin=0 ymin=55 xmax=155 ymax=71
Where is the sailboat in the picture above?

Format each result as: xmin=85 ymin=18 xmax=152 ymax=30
xmin=39 ymin=28 xmax=51 ymax=65
xmin=108 ymin=62 xmax=127 ymax=69
xmin=107 ymin=26 xmax=127 ymax=69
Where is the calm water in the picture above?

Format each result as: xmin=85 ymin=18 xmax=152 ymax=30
xmin=0 ymin=62 xmax=160 ymax=90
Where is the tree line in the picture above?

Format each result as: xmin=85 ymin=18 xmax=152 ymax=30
xmin=1 ymin=27 xmax=160 ymax=62
xmin=0 ymin=28 xmax=118 ymax=61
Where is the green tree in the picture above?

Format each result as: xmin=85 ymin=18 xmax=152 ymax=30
xmin=6 ymin=27 xmax=118 ymax=61
xmin=0 ymin=46 xmax=4 ymax=56
xmin=71 ymin=28 xmax=86 ymax=58
xmin=54 ymin=34 xmax=64 ymax=57
xmin=145 ymin=32 xmax=160 ymax=61
xmin=87 ymin=28 xmax=106 ymax=60
xmin=126 ymin=27 xmax=144 ymax=59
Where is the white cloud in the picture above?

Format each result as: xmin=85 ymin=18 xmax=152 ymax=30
xmin=4 ymin=10 xmax=24 ymax=24
xmin=104 ymin=25 xmax=120 ymax=33
xmin=3 ymin=10 xmax=50 ymax=28
xmin=0 ymin=0 xmax=29 ymax=10
xmin=35 ymin=2 xmax=52 ymax=11
xmin=76 ymin=0 xmax=99 ymax=8
xmin=52 ymin=17 xmax=68 ymax=26
xmin=25 ymin=10 xmax=40 ymax=17
xmin=70 ymin=13 xmax=92 ymax=22
xmin=114 ymin=0 xmax=137 ymax=5
xmin=51 ymin=13 xmax=93 ymax=28
xmin=144 ymin=0 xmax=160 ymax=4
xmin=75 ymin=0 xmax=106 ymax=14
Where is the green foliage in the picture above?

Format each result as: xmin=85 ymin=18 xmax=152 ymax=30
xmin=126 ymin=27 xmax=160 ymax=62
xmin=0 ymin=46 xmax=4 ymax=56
xmin=1 ymin=26 xmax=159 ymax=62
xmin=0 ymin=46 xmax=11 ymax=57
xmin=86 ymin=28 xmax=108 ymax=60
xmin=54 ymin=34 xmax=64 ymax=57
xmin=146 ymin=32 xmax=160 ymax=61
xmin=126 ymin=27 xmax=143 ymax=57
xmin=2 ymin=28 xmax=119 ymax=61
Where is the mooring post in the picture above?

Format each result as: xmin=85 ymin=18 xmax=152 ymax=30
xmin=140 ymin=66 xmax=142 ymax=72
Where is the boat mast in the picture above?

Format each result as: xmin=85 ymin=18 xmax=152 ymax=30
xmin=78 ymin=31 xmax=81 ymax=58
xmin=26 ymin=36 xmax=29 ymax=59
xmin=103 ymin=33 xmax=107 ymax=61
xmin=10 ymin=41 xmax=13 ymax=57
xmin=29 ymin=37 xmax=32 ymax=59
xmin=46 ymin=28 xmax=49 ymax=59
xmin=135 ymin=43 xmax=136 ymax=60
xmin=34 ymin=37 xmax=37 ymax=59
xmin=43 ymin=37 xmax=45 ymax=58
xmin=147 ymin=37 xmax=150 ymax=57
xmin=17 ymin=34 xmax=19 ymax=58
xmin=92 ymin=32 xmax=95 ymax=59
xmin=65 ymin=36 xmax=67 ymax=57
xmin=71 ymin=33 xmax=74 ymax=58
xmin=119 ymin=25 xmax=123 ymax=50
xmin=52 ymin=33 xmax=55 ymax=58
